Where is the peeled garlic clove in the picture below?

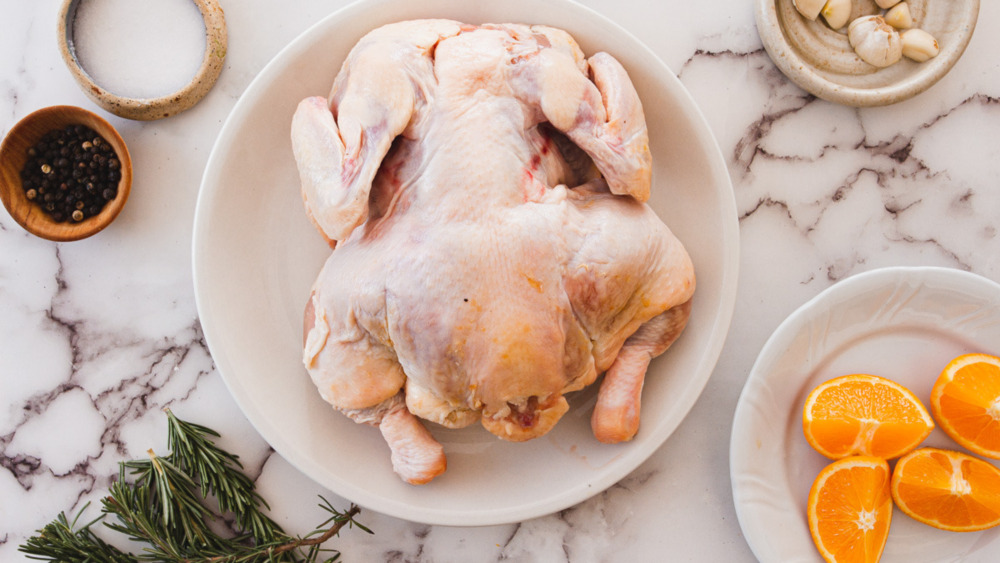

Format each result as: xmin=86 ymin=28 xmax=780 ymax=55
xmin=794 ymin=0 xmax=826 ymax=20
xmin=821 ymin=0 xmax=851 ymax=30
xmin=875 ymin=0 xmax=902 ymax=8
xmin=849 ymin=16 xmax=903 ymax=68
xmin=901 ymin=28 xmax=940 ymax=62
xmin=884 ymin=2 xmax=914 ymax=29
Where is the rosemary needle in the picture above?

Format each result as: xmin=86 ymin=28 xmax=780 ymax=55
xmin=19 ymin=409 xmax=370 ymax=562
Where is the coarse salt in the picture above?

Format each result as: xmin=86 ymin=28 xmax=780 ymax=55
xmin=71 ymin=0 xmax=207 ymax=99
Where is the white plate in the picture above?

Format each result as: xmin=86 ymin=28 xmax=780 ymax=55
xmin=193 ymin=0 xmax=738 ymax=526
xmin=731 ymin=266 xmax=1000 ymax=562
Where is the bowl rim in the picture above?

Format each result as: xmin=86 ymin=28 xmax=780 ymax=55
xmin=0 ymin=104 xmax=132 ymax=241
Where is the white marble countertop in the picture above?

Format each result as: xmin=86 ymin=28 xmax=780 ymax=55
xmin=3 ymin=0 xmax=1000 ymax=561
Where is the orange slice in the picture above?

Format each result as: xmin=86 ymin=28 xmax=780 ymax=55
xmin=891 ymin=447 xmax=1000 ymax=532
xmin=808 ymin=456 xmax=892 ymax=563
xmin=930 ymin=353 xmax=1000 ymax=459
xmin=803 ymin=374 xmax=934 ymax=459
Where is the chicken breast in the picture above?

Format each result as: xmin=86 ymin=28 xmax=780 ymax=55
xmin=291 ymin=19 xmax=695 ymax=484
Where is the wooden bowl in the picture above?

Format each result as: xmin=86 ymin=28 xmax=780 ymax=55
xmin=0 ymin=105 xmax=132 ymax=241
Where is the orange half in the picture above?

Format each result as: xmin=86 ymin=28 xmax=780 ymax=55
xmin=803 ymin=374 xmax=934 ymax=460
xmin=891 ymin=447 xmax=1000 ymax=532
xmin=808 ymin=456 xmax=892 ymax=563
xmin=930 ymin=353 xmax=1000 ymax=459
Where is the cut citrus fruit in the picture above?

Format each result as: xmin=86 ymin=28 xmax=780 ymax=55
xmin=930 ymin=353 xmax=1000 ymax=459
xmin=891 ymin=447 xmax=1000 ymax=532
xmin=808 ymin=456 xmax=892 ymax=563
xmin=803 ymin=374 xmax=934 ymax=459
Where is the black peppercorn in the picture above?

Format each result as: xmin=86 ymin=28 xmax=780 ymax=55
xmin=20 ymin=125 xmax=121 ymax=223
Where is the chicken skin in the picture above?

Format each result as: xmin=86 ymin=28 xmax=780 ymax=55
xmin=291 ymin=20 xmax=695 ymax=484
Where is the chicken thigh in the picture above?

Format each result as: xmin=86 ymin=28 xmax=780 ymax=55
xmin=291 ymin=19 xmax=695 ymax=485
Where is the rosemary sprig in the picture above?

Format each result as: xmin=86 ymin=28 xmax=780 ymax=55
xmin=163 ymin=410 xmax=283 ymax=543
xmin=19 ymin=409 xmax=371 ymax=562
xmin=18 ymin=503 xmax=134 ymax=563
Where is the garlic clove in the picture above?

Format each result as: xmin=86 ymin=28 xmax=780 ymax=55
xmin=901 ymin=28 xmax=940 ymax=62
xmin=875 ymin=0 xmax=902 ymax=8
xmin=884 ymin=2 xmax=914 ymax=29
xmin=821 ymin=0 xmax=851 ymax=30
xmin=848 ymin=15 xmax=903 ymax=68
xmin=793 ymin=0 xmax=826 ymax=21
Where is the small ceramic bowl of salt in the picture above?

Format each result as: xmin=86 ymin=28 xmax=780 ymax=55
xmin=57 ymin=0 xmax=227 ymax=120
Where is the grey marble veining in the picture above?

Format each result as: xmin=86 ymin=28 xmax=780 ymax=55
xmin=3 ymin=0 xmax=1000 ymax=561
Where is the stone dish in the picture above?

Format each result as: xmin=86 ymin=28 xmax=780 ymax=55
xmin=57 ymin=0 xmax=228 ymax=121
xmin=755 ymin=0 xmax=979 ymax=106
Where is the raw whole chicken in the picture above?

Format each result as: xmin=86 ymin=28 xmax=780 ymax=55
xmin=291 ymin=19 xmax=695 ymax=485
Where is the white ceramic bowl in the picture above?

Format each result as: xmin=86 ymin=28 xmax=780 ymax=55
xmin=731 ymin=267 xmax=1000 ymax=561
xmin=755 ymin=0 xmax=979 ymax=106
xmin=194 ymin=0 xmax=738 ymax=526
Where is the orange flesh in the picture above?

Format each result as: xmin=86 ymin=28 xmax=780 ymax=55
xmin=805 ymin=375 xmax=933 ymax=459
xmin=934 ymin=359 xmax=1000 ymax=456
xmin=892 ymin=448 xmax=1000 ymax=531
xmin=809 ymin=457 xmax=892 ymax=563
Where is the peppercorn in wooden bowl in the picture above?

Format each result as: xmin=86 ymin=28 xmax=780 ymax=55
xmin=0 ymin=105 xmax=131 ymax=241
